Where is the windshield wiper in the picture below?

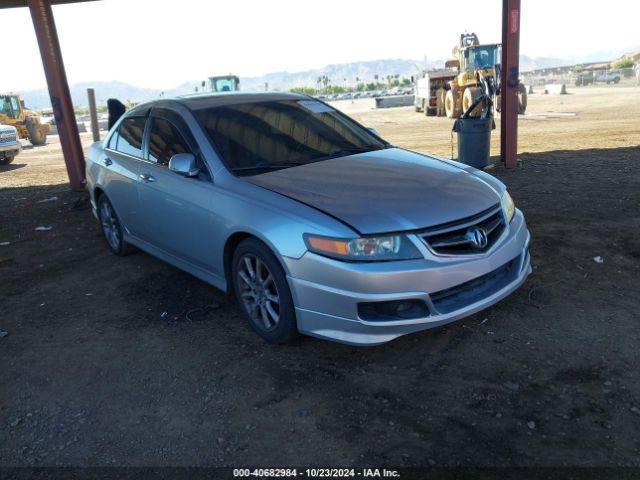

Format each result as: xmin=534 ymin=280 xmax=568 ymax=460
xmin=232 ymin=162 xmax=304 ymax=173
xmin=314 ymin=143 xmax=390 ymax=162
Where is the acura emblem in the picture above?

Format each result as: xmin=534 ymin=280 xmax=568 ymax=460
xmin=467 ymin=227 xmax=488 ymax=249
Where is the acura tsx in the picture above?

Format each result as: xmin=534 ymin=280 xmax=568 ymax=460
xmin=86 ymin=92 xmax=531 ymax=346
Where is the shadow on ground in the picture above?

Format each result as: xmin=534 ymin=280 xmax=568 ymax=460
xmin=0 ymin=146 xmax=638 ymax=467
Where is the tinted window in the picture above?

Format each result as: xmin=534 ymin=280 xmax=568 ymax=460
xmin=108 ymin=130 xmax=119 ymax=150
xmin=148 ymin=117 xmax=191 ymax=166
xmin=195 ymin=99 xmax=386 ymax=175
xmin=116 ymin=117 xmax=146 ymax=157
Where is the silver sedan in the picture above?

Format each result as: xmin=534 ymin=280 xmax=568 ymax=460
xmin=86 ymin=92 xmax=531 ymax=346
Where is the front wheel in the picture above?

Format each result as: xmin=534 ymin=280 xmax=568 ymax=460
xmin=28 ymin=124 xmax=47 ymax=146
xmin=0 ymin=156 xmax=15 ymax=166
xmin=462 ymin=86 xmax=483 ymax=117
xmin=232 ymin=238 xmax=298 ymax=344
xmin=445 ymin=89 xmax=461 ymax=118
xmin=517 ymin=83 xmax=528 ymax=114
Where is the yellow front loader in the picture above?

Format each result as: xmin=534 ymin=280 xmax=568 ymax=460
xmin=0 ymin=93 xmax=50 ymax=146
xmin=444 ymin=33 xmax=527 ymax=119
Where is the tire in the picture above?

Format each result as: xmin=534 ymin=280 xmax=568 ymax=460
xmin=97 ymin=194 xmax=133 ymax=256
xmin=0 ymin=156 xmax=15 ymax=166
xmin=231 ymin=238 xmax=298 ymax=344
xmin=445 ymin=89 xmax=461 ymax=118
xmin=426 ymin=107 xmax=437 ymax=117
xmin=27 ymin=124 xmax=47 ymax=146
xmin=517 ymin=83 xmax=528 ymax=114
xmin=462 ymin=86 xmax=483 ymax=117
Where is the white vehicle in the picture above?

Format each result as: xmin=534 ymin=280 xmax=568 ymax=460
xmin=0 ymin=124 xmax=21 ymax=165
xmin=594 ymin=71 xmax=621 ymax=84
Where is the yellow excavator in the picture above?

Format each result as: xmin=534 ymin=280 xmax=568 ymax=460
xmin=0 ymin=93 xmax=50 ymax=145
xmin=444 ymin=33 xmax=527 ymax=119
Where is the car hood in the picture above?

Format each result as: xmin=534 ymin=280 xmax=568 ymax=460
xmin=248 ymin=148 xmax=501 ymax=235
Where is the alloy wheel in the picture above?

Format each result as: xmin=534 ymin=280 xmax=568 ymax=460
xmin=236 ymin=254 xmax=280 ymax=331
xmin=100 ymin=200 xmax=121 ymax=251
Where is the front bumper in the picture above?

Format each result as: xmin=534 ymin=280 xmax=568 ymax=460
xmin=283 ymin=210 xmax=531 ymax=346
xmin=0 ymin=140 xmax=22 ymax=158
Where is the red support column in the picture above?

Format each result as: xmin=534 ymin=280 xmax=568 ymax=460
xmin=500 ymin=0 xmax=521 ymax=168
xmin=27 ymin=0 xmax=86 ymax=190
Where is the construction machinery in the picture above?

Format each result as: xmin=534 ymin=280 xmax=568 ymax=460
xmin=208 ymin=75 xmax=240 ymax=93
xmin=0 ymin=93 xmax=50 ymax=146
xmin=443 ymin=33 xmax=527 ymax=119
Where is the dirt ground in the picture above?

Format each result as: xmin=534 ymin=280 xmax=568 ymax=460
xmin=0 ymin=85 xmax=639 ymax=468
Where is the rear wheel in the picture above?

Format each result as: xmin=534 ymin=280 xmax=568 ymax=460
xmin=97 ymin=194 xmax=132 ymax=256
xmin=232 ymin=238 xmax=298 ymax=344
xmin=0 ymin=156 xmax=15 ymax=166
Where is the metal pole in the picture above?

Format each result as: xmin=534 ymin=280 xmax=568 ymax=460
xmin=500 ymin=0 xmax=521 ymax=168
xmin=27 ymin=0 xmax=86 ymax=191
xmin=87 ymin=88 xmax=100 ymax=143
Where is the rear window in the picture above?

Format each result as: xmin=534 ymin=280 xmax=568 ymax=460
xmin=195 ymin=100 xmax=385 ymax=175
xmin=115 ymin=117 xmax=146 ymax=157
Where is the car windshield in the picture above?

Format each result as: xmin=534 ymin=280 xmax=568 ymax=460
xmin=195 ymin=99 xmax=388 ymax=175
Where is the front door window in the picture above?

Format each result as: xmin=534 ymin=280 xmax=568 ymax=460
xmin=0 ymin=97 xmax=20 ymax=119
xmin=9 ymin=97 xmax=21 ymax=118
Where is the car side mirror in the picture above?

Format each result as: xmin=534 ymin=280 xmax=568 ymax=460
xmin=367 ymin=127 xmax=380 ymax=137
xmin=168 ymin=153 xmax=199 ymax=177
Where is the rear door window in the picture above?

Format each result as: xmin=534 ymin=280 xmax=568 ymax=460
xmin=107 ymin=130 xmax=119 ymax=150
xmin=116 ymin=117 xmax=146 ymax=157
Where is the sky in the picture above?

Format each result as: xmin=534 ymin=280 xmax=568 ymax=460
xmin=2 ymin=0 xmax=639 ymax=92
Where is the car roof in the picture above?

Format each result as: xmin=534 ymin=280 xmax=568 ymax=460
xmin=124 ymin=91 xmax=311 ymax=118
xmin=140 ymin=91 xmax=308 ymax=113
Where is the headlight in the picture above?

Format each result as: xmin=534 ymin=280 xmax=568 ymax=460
xmin=304 ymin=233 xmax=422 ymax=262
xmin=501 ymin=191 xmax=515 ymax=223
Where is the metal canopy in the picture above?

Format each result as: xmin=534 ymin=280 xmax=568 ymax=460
xmin=0 ymin=0 xmax=98 ymax=8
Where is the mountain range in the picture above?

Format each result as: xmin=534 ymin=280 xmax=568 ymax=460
xmin=18 ymin=48 xmax=638 ymax=110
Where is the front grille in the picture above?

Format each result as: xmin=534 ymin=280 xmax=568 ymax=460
xmin=430 ymin=254 xmax=521 ymax=314
xmin=0 ymin=130 xmax=17 ymax=143
xmin=421 ymin=204 xmax=505 ymax=255
xmin=0 ymin=128 xmax=18 ymax=143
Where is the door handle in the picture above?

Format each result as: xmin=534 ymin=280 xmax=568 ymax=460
xmin=103 ymin=158 xmax=113 ymax=166
xmin=139 ymin=173 xmax=156 ymax=183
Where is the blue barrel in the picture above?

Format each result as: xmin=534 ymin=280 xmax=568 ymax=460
xmin=452 ymin=117 xmax=495 ymax=169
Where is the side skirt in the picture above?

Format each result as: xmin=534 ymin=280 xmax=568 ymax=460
xmin=124 ymin=233 xmax=228 ymax=293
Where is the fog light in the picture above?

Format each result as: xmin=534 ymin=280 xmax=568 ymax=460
xmin=358 ymin=299 xmax=429 ymax=321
